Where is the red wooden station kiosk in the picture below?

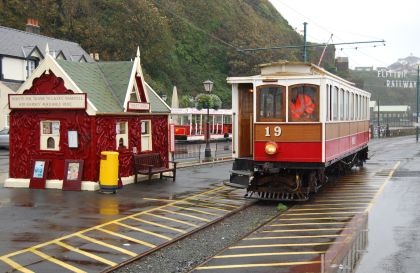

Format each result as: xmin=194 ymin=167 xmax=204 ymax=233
xmin=5 ymin=47 xmax=172 ymax=191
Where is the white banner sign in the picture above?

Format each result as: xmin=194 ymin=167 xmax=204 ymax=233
xmin=127 ymin=101 xmax=150 ymax=111
xmin=9 ymin=94 xmax=86 ymax=109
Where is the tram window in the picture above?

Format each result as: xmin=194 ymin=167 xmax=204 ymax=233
xmin=326 ymin=84 xmax=330 ymax=121
xmin=256 ymin=86 xmax=286 ymax=121
xmin=289 ymin=84 xmax=319 ymax=122
xmin=333 ymin=87 xmax=338 ymax=120
xmin=344 ymin=91 xmax=349 ymax=120
xmin=349 ymin=92 xmax=353 ymax=120
xmin=339 ymin=89 xmax=344 ymax=120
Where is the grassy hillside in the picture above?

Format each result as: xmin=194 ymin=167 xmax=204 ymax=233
xmin=0 ymin=0 xmax=335 ymax=107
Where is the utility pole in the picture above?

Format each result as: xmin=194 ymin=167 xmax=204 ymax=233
xmin=416 ymin=66 xmax=419 ymax=142
xmin=303 ymin=22 xmax=307 ymax=62
xmin=377 ymin=98 xmax=380 ymax=138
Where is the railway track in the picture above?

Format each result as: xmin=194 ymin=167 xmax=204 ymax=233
xmin=190 ymin=161 xmax=400 ymax=273
xmin=0 ymin=186 xmax=252 ymax=273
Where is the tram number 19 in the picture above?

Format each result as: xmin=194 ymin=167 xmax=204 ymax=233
xmin=265 ymin=126 xmax=282 ymax=137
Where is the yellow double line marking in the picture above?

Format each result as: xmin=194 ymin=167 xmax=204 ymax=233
xmin=0 ymin=185 xmax=243 ymax=272
xmin=196 ymin=260 xmax=321 ymax=270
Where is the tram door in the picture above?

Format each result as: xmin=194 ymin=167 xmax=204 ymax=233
xmin=238 ymin=83 xmax=253 ymax=158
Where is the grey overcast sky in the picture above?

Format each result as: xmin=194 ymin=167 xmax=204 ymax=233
xmin=269 ymin=0 xmax=420 ymax=69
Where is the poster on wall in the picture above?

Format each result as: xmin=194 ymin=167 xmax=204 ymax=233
xmin=62 ymin=160 xmax=84 ymax=191
xmin=29 ymin=160 xmax=50 ymax=189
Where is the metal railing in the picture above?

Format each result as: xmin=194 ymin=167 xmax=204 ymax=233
xmin=172 ymin=139 xmax=232 ymax=163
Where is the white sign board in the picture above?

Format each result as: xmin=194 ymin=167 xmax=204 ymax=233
xmin=127 ymin=101 xmax=150 ymax=111
xmin=9 ymin=94 xmax=86 ymax=109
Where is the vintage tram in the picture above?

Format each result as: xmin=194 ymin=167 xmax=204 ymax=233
xmin=227 ymin=61 xmax=370 ymax=201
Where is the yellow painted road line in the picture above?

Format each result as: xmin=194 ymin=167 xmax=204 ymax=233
xmin=365 ymin=161 xmax=400 ymax=213
xmin=300 ymin=203 xmax=370 ymax=207
xmin=169 ymin=205 xmax=220 ymax=216
xmin=30 ymin=249 xmax=87 ymax=273
xmin=269 ymin=222 xmax=347 ymax=226
xmin=215 ymin=251 xmax=325 ymax=259
xmin=229 ymin=242 xmax=333 ymax=249
xmin=158 ymin=208 xmax=212 ymax=222
xmin=0 ymin=186 xmax=227 ymax=260
xmin=244 ymin=234 xmax=344 ymax=240
xmin=0 ymin=256 xmax=35 ymax=273
xmin=200 ymin=195 xmax=245 ymax=206
xmin=179 ymin=201 xmax=230 ymax=212
xmin=285 ymin=211 xmax=361 ymax=216
xmin=262 ymin=228 xmax=348 ymax=233
xmin=312 ymin=199 xmax=370 ymax=202
xmin=97 ymin=228 xmax=156 ymax=248
xmin=196 ymin=260 xmax=321 ymax=270
xmin=144 ymin=212 xmax=199 ymax=227
xmin=130 ymin=217 xmax=187 ymax=234
xmin=54 ymin=241 xmax=117 ymax=267
xmin=142 ymin=198 xmax=176 ymax=203
xmin=114 ymin=222 xmax=172 ymax=240
xmin=288 ymin=207 xmax=366 ymax=212
xmin=280 ymin=216 xmax=352 ymax=221
xmin=75 ymin=234 xmax=137 ymax=257
xmin=187 ymin=198 xmax=239 ymax=209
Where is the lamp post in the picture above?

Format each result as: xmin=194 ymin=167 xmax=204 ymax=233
xmin=203 ymin=80 xmax=214 ymax=159
xmin=416 ymin=66 xmax=419 ymax=142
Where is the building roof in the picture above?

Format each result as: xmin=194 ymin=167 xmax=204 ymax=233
xmin=372 ymin=105 xmax=410 ymax=112
xmin=0 ymin=81 xmax=21 ymax=92
xmin=0 ymin=25 xmax=93 ymax=62
xmin=56 ymin=59 xmax=170 ymax=114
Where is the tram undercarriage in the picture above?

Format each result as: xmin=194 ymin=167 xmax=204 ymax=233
xmin=227 ymin=147 xmax=368 ymax=201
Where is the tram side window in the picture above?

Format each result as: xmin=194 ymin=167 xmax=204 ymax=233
xmin=339 ymin=89 xmax=344 ymax=120
xmin=349 ymin=92 xmax=353 ymax=120
xmin=333 ymin=87 xmax=338 ymax=120
xmin=289 ymin=84 xmax=319 ymax=122
xmin=257 ymin=86 xmax=286 ymax=121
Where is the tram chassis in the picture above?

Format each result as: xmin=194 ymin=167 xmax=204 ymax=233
xmin=228 ymin=146 xmax=369 ymax=201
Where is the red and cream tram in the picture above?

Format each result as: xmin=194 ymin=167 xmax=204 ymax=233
xmin=227 ymin=61 xmax=370 ymax=201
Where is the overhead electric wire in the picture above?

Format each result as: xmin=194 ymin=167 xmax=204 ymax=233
xmin=273 ymin=0 xmax=390 ymax=65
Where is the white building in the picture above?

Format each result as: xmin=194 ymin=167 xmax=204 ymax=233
xmin=0 ymin=20 xmax=93 ymax=129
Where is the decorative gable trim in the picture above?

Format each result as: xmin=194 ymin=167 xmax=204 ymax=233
xmin=123 ymin=49 xmax=149 ymax=112
xmin=15 ymin=54 xmax=97 ymax=115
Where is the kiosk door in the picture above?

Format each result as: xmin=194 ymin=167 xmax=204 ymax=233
xmin=238 ymin=84 xmax=253 ymax=158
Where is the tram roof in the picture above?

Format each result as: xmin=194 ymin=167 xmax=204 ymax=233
xmin=227 ymin=61 xmax=354 ymax=85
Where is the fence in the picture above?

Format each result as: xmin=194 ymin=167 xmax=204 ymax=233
xmin=172 ymin=139 xmax=232 ymax=163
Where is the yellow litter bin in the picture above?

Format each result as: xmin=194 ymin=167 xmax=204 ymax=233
xmin=99 ymin=151 xmax=119 ymax=193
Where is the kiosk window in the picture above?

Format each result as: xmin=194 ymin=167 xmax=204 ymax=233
xmin=141 ymin=120 xmax=152 ymax=151
xmin=40 ymin=121 xmax=60 ymax=151
xmin=256 ymin=86 xmax=286 ymax=122
xmin=116 ymin=121 xmax=128 ymax=149
xmin=289 ymin=85 xmax=319 ymax=122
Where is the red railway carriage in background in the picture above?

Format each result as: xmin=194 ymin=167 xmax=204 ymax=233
xmin=226 ymin=61 xmax=370 ymax=201
xmin=171 ymin=108 xmax=232 ymax=141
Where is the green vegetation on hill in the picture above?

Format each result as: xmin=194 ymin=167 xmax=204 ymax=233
xmin=0 ymin=0 xmax=335 ymax=107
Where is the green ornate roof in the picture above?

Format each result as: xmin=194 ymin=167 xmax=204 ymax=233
xmin=56 ymin=60 xmax=170 ymax=113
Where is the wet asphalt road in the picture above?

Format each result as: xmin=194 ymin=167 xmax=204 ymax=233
xmin=355 ymin=136 xmax=420 ymax=273
xmin=1 ymin=136 xmax=420 ymax=273
xmin=0 ymin=158 xmax=235 ymax=257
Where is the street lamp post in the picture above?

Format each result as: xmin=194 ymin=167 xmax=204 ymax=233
xmin=416 ymin=66 xmax=419 ymax=142
xmin=203 ymin=80 xmax=214 ymax=159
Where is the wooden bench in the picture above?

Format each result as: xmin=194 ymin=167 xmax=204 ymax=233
xmin=133 ymin=153 xmax=177 ymax=183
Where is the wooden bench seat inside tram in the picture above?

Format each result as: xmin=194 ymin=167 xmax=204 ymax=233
xmin=133 ymin=153 xmax=177 ymax=183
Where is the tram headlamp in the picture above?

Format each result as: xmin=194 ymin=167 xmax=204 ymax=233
xmin=265 ymin=142 xmax=278 ymax=155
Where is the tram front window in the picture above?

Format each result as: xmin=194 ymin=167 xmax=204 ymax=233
xmin=289 ymin=85 xmax=319 ymax=122
xmin=257 ymin=86 xmax=286 ymax=122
